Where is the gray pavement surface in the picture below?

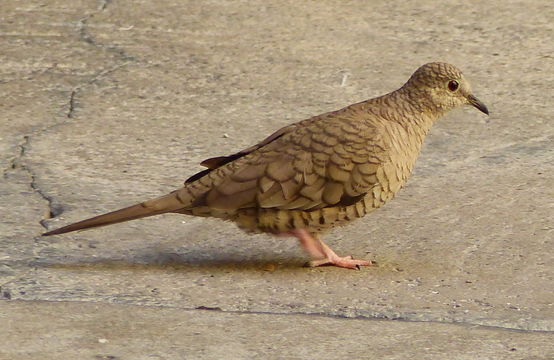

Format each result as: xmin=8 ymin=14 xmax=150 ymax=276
xmin=1 ymin=0 xmax=553 ymax=359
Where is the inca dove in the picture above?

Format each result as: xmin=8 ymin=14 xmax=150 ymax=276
xmin=43 ymin=62 xmax=489 ymax=269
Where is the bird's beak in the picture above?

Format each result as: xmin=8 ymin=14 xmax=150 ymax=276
xmin=467 ymin=94 xmax=489 ymax=115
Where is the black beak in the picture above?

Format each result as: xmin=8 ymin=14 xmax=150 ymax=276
xmin=467 ymin=94 xmax=489 ymax=115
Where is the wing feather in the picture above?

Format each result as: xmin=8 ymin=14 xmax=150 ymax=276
xmin=186 ymin=110 xmax=389 ymax=212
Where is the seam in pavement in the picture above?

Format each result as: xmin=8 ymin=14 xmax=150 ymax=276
xmin=193 ymin=305 xmax=554 ymax=334
xmin=3 ymin=298 xmax=553 ymax=334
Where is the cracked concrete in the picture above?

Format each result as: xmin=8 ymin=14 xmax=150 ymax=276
xmin=10 ymin=135 xmax=59 ymax=229
xmin=1 ymin=0 xmax=553 ymax=359
xmin=67 ymin=90 xmax=77 ymax=119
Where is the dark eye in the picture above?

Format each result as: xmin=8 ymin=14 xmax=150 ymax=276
xmin=448 ymin=80 xmax=459 ymax=91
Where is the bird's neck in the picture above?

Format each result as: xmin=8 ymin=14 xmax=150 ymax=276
xmin=373 ymin=87 xmax=444 ymax=136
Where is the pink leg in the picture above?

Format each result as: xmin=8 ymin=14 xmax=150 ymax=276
xmin=288 ymin=229 xmax=373 ymax=269
xmin=292 ymin=229 xmax=327 ymax=259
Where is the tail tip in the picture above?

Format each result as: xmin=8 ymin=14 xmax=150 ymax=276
xmin=41 ymin=227 xmax=67 ymax=236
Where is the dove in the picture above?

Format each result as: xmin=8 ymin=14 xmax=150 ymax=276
xmin=42 ymin=62 xmax=489 ymax=269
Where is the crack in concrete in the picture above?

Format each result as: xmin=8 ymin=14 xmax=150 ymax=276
xmin=67 ymin=89 xmax=77 ymax=119
xmin=3 ymin=136 xmax=30 ymax=178
xmin=76 ymin=3 xmax=136 ymax=62
xmin=56 ymin=61 xmax=131 ymax=126
xmin=76 ymin=0 xmax=113 ymax=46
xmin=16 ymin=2 xmax=138 ymax=229
xmin=99 ymin=0 xmax=112 ymax=11
xmin=77 ymin=17 xmax=95 ymax=45
xmin=61 ymin=0 xmax=137 ymax=124
xmin=3 ymin=136 xmax=61 ymax=230
xmin=7 ymin=0 xmax=138 ymax=226
xmin=3 ymin=0 xmax=134 ymax=179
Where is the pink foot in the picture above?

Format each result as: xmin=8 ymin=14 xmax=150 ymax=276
xmin=308 ymin=255 xmax=373 ymax=269
xmin=287 ymin=229 xmax=374 ymax=270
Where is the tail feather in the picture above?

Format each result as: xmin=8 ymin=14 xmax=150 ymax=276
xmin=42 ymin=192 xmax=186 ymax=236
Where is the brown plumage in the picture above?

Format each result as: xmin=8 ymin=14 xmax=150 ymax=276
xmin=43 ymin=62 xmax=489 ymax=269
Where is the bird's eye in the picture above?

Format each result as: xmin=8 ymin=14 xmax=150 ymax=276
xmin=448 ymin=80 xmax=459 ymax=92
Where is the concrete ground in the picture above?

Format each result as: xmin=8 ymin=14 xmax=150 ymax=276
xmin=1 ymin=0 xmax=552 ymax=359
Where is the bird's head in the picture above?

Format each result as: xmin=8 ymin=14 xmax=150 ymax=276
xmin=406 ymin=62 xmax=489 ymax=116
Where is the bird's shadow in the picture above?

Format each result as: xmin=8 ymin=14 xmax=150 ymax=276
xmin=35 ymin=246 xmax=309 ymax=273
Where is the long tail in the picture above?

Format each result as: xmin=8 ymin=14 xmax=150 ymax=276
xmin=42 ymin=191 xmax=186 ymax=236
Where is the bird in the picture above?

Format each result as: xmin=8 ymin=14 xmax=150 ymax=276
xmin=42 ymin=62 xmax=489 ymax=269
